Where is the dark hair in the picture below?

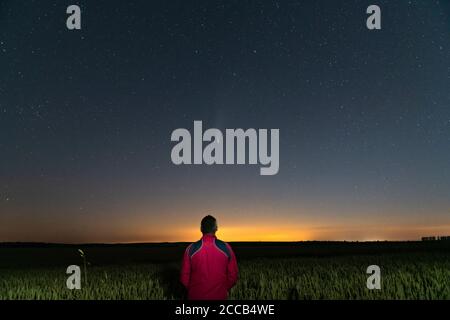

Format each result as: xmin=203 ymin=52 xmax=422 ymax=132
xmin=201 ymin=215 xmax=217 ymax=234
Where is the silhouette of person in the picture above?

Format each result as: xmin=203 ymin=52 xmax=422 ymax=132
xmin=180 ymin=215 xmax=239 ymax=300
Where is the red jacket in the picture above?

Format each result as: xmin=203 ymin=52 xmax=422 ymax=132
xmin=180 ymin=234 xmax=239 ymax=300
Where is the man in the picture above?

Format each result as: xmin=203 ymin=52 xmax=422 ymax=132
xmin=180 ymin=215 xmax=239 ymax=300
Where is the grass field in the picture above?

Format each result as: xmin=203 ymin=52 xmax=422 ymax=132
xmin=1 ymin=242 xmax=449 ymax=300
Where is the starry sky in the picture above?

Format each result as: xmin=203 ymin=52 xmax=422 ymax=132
xmin=1 ymin=0 xmax=450 ymax=243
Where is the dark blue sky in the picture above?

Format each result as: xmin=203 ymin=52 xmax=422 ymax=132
xmin=1 ymin=0 xmax=449 ymax=242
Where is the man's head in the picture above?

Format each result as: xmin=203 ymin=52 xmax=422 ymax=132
xmin=201 ymin=215 xmax=217 ymax=235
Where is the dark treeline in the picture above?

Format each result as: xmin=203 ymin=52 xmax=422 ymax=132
xmin=1 ymin=241 xmax=450 ymax=269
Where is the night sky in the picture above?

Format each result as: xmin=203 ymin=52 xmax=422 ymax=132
xmin=1 ymin=0 xmax=450 ymax=243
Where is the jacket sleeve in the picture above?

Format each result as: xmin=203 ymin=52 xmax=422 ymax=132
xmin=226 ymin=243 xmax=239 ymax=290
xmin=180 ymin=245 xmax=191 ymax=288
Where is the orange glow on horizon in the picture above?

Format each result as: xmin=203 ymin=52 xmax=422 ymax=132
xmin=2 ymin=206 xmax=450 ymax=243
xmin=132 ymin=222 xmax=450 ymax=243
xmin=177 ymin=226 xmax=314 ymax=242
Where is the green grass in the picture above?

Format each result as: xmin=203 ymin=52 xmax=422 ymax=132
xmin=1 ymin=253 xmax=449 ymax=300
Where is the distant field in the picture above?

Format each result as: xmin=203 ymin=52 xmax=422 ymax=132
xmin=1 ymin=242 xmax=449 ymax=300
